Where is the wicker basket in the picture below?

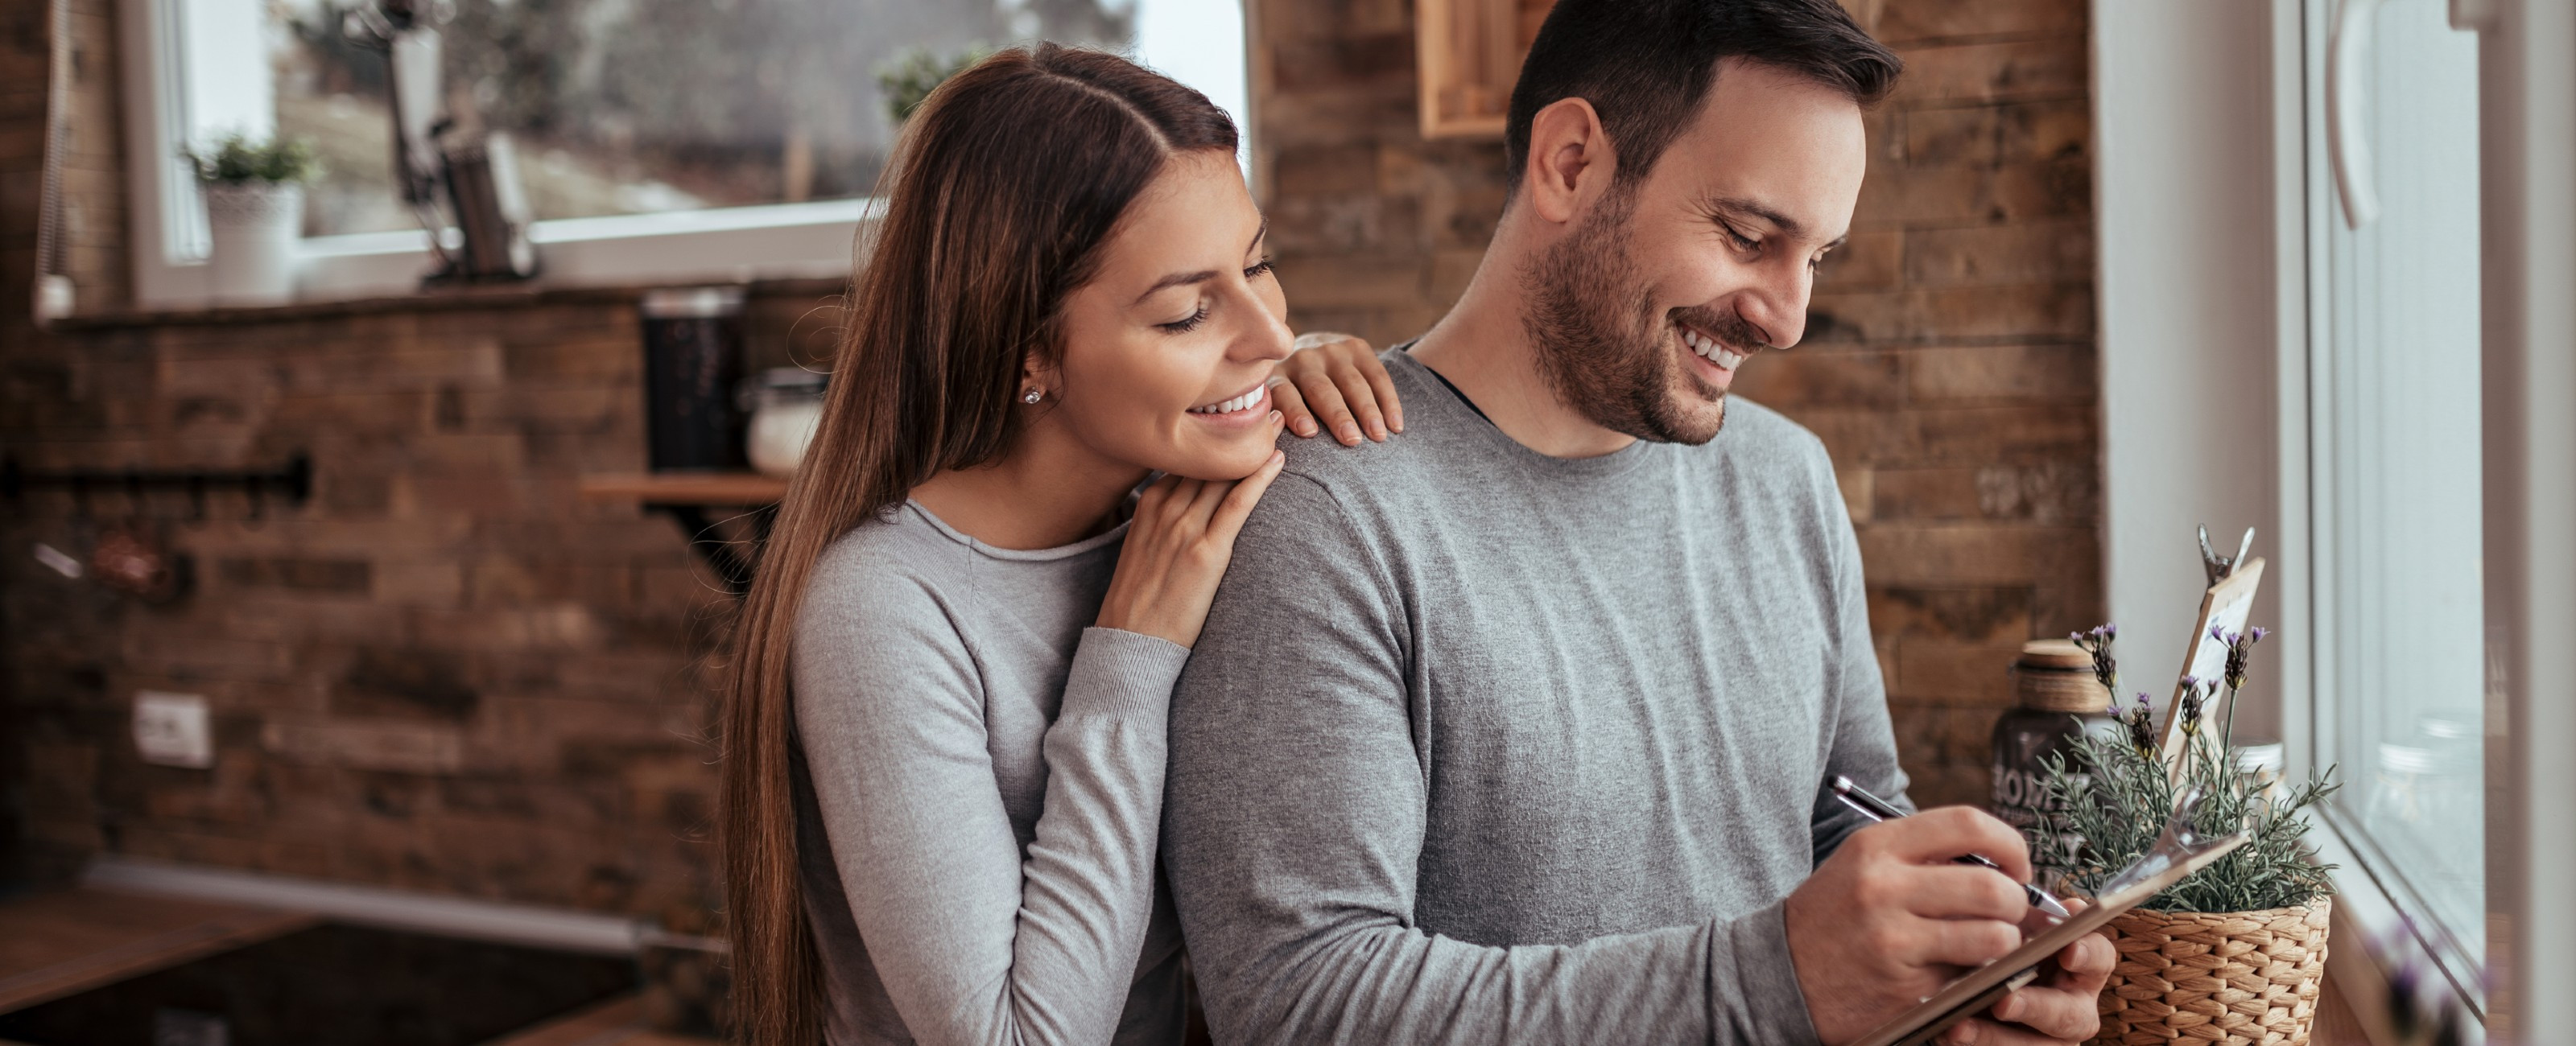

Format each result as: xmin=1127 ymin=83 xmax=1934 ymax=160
xmin=2092 ymin=900 xmax=2332 ymax=1045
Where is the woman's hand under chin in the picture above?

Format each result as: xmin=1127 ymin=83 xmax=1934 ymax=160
xmin=1094 ymin=451 xmax=1287 ymax=649
xmin=1274 ymin=333 xmax=1404 ymax=446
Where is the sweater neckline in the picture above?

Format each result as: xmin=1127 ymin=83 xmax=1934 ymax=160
xmin=901 ymin=500 xmax=1131 ymax=562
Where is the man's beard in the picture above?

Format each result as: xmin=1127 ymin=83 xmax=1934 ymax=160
xmin=1518 ymin=187 xmax=1769 ymax=446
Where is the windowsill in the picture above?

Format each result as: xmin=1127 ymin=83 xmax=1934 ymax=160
xmin=2306 ymin=813 xmax=2488 ymax=1043
xmin=115 ymin=200 xmax=877 ymax=321
xmin=50 ymin=274 xmax=849 ymax=332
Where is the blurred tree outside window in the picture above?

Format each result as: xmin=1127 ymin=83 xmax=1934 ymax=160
xmin=266 ymin=0 xmax=1156 ymax=237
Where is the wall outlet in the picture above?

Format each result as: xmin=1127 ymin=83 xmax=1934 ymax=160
xmin=134 ymin=690 xmax=214 ymax=768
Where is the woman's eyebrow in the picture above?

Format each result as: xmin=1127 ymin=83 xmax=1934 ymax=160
xmin=1129 ymin=219 xmax=1272 ymax=307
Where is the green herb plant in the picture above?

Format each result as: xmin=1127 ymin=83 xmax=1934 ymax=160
xmin=182 ymin=131 xmax=321 ymax=186
xmin=2039 ymin=623 xmax=2339 ymax=913
xmin=877 ymin=43 xmax=997 ymax=126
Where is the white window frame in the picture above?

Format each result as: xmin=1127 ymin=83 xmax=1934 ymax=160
xmin=2095 ymin=0 xmax=2576 ymax=1037
xmin=118 ymin=0 xmax=874 ymax=311
xmin=118 ymin=0 xmax=1254 ymax=313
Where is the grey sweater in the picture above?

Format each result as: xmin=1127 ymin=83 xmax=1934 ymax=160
xmin=1163 ymin=350 xmax=1909 ymax=1045
xmin=792 ymin=502 xmax=1192 ymax=1046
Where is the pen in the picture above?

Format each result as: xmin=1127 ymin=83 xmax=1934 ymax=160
xmin=1829 ymin=775 xmax=2074 ymax=920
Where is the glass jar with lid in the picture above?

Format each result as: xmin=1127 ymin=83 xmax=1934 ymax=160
xmin=743 ymin=368 xmax=828 ymax=478
xmin=1989 ymin=638 xmax=2121 ymax=887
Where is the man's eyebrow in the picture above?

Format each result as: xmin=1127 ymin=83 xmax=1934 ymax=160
xmin=1707 ymin=196 xmax=1847 ymax=249
xmin=1131 ymin=219 xmax=1270 ymax=307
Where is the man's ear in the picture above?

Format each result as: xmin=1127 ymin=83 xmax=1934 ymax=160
xmin=1521 ymin=97 xmax=1619 ymax=227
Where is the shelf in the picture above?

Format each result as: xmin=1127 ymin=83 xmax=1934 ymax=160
xmin=1416 ymin=0 xmax=1557 ymax=139
xmin=578 ymin=472 xmax=788 ymax=506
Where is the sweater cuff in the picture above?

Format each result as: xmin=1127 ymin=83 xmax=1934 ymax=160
xmin=1711 ymin=897 xmax=1824 ymax=1046
xmin=1060 ymin=627 xmax=1192 ymax=719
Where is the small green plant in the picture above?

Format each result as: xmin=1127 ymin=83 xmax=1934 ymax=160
xmin=877 ymin=43 xmax=996 ymax=126
xmin=2040 ymin=624 xmax=2339 ymax=913
xmin=182 ymin=131 xmax=321 ymax=186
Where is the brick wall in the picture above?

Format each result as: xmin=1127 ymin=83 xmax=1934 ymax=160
xmin=0 ymin=0 xmax=2097 ymax=909
xmin=1253 ymin=0 xmax=2103 ymax=806
xmin=0 ymin=286 xmax=852 ymax=924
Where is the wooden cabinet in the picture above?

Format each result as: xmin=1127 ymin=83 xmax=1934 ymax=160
xmin=1415 ymin=0 xmax=1557 ymax=139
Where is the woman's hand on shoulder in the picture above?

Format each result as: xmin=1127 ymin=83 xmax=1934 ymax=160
xmin=1094 ymin=451 xmax=1288 ymax=649
xmin=1272 ymin=332 xmax=1403 ymax=447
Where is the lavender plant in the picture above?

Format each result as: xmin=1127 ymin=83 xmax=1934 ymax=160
xmin=2038 ymin=623 xmax=2338 ymax=913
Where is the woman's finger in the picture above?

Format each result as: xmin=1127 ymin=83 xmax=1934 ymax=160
xmin=1350 ymin=348 xmax=1403 ymax=433
xmin=1206 ymin=449 xmax=1286 ymax=545
xmin=1183 ymin=467 xmax=1234 ymax=524
xmin=1269 ymin=374 xmax=1323 ymax=438
xmin=1157 ymin=477 xmax=1206 ymax=528
xmin=1292 ymin=366 xmax=1364 ymax=446
xmin=1328 ymin=360 xmax=1389 ymax=442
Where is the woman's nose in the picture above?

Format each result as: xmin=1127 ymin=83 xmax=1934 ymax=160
xmin=1232 ymin=290 xmax=1295 ymax=364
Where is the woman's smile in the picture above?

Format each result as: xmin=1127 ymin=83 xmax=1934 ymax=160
xmin=1185 ymin=379 xmax=1272 ymax=423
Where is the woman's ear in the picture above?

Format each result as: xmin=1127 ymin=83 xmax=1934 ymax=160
xmin=1523 ymin=97 xmax=1619 ymax=227
xmin=1020 ymin=350 xmax=1059 ymax=402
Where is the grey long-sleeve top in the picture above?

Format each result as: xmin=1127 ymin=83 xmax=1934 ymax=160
xmin=1162 ymin=351 xmax=1909 ymax=1045
xmin=792 ymin=501 xmax=1192 ymax=1046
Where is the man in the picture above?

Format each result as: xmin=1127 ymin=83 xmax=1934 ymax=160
xmin=1162 ymin=1 xmax=2113 ymax=1043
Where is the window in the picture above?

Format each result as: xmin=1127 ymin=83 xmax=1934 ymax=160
xmin=2297 ymin=0 xmax=2484 ymax=1003
xmin=120 ymin=0 xmax=1248 ymax=309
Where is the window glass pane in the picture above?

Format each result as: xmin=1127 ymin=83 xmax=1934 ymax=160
xmin=2312 ymin=0 xmax=2483 ymax=970
xmin=264 ymin=0 xmax=1240 ymax=238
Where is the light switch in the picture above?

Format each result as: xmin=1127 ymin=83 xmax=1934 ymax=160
xmin=134 ymin=690 xmax=214 ymax=768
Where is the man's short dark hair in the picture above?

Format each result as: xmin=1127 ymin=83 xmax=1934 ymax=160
xmin=1504 ymin=0 xmax=1902 ymax=192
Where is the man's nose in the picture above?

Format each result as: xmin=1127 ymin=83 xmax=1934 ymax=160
xmin=1741 ymin=265 xmax=1813 ymax=350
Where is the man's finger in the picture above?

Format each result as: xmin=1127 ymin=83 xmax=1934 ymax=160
xmin=1922 ymin=916 xmax=2022 ymax=969
xmin=1937 ymin=1015 xmax=2064 ymax=1046
xmin=1988 ymin=979 xmax=2103 ymax=1043
xmin=2053 ymin=929 xmax=2115 ymax=982
xmin=1877 ymin=807 xmax=2035 ymax=885
xmin=1900 ymin=864 xmax=2033 ymax=924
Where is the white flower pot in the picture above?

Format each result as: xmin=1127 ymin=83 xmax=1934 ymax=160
xmin=203 ymin=182 xmax=303 ymax=306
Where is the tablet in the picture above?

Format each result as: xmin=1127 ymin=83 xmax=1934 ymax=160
xmin=1852 ymin=832 xmax=2251 ymax=1046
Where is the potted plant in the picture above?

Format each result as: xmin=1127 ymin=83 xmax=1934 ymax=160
xmin=183 ymin=131 xmax=320 ymax=305
xmin=2042 ymin=625 xmax=2340 ymax=1045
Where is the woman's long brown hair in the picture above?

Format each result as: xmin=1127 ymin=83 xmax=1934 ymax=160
xmin=718 ymin=44 xmax=1237 ymax=1044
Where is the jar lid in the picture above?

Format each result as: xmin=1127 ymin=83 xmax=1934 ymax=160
xmin=2018 ymin=638 xmax=2092 ymax=670
xmin=2017 ymin=639 xmax=2109 ymax=712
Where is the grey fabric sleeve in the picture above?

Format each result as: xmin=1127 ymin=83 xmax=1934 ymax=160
xmin=795 ymin=570 xmax=1189 ymax=1046
xmin=1162 ymin=474 xmax=1818 ymax=1046
xmin=1807 ymin=467 xmax=1914 ymax=866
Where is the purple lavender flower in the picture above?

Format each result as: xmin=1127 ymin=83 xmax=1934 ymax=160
xmin=2220 ymin=626 xmax=2269 ymax=691
xmin=2071 ymin=623 xmax=2120 ymax=694
xmin=2123 ymin=692 xmax=2157 ymax=755
xmin=2178 ymin=677 xmax=2215 ymax=736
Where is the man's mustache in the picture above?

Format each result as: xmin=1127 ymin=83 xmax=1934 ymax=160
xmin=1668 ymin=307 xmax=1772 ymax=353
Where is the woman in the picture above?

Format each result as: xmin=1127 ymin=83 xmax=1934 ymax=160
xmin=720 ymin=44 xmax=1402 ymax=1046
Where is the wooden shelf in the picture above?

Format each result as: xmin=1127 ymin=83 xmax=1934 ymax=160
xmin=1417 ymin=0 xmax=1557 ymax=139
xmin=579 ymin=472 xmax=787 ymax=506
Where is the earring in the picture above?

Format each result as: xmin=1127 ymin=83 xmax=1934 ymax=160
xmin=1022 ymin=388 xmax=1044 ymax=405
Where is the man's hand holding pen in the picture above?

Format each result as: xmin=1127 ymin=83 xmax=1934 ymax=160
xmin=1784 ymin=806 xmax=2116 ymax=1046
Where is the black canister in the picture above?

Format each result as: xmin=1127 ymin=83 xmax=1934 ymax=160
xmin=642 ymin=286 xmax=749 ymax=471
xmin=1989 ymin=639 xmax=2119 ymax=887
